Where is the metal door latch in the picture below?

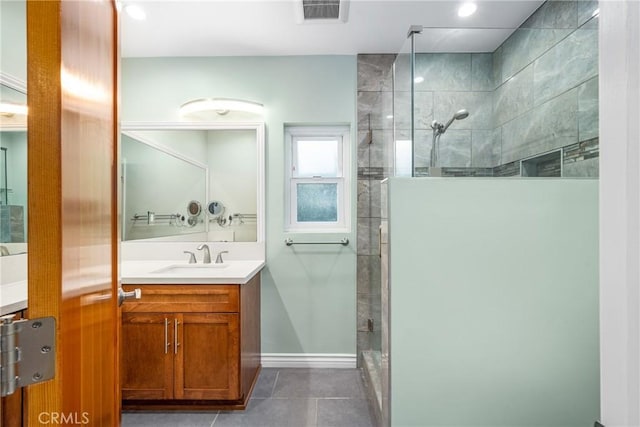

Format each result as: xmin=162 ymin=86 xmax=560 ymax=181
xmin=0 ymin=315 xmax=56 ymax=397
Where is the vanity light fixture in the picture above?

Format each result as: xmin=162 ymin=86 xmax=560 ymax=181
xmin=179 ymin=98 xmax=265 ymax=116
xmin=458 ymin=2 xmax=477 ymax=17
xmin=0 ymin=102 xmax=28 ymax=117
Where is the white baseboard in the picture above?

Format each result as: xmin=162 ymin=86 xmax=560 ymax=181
xmin=261 ymin=353 xmax=357 ymax=369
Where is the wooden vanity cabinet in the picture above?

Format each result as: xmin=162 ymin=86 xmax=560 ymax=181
xmin=121 ymin=274 xmax=260 ymax=409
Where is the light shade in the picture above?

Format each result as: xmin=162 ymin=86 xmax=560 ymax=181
xmin=0 ymin=102 xmax=28 ymax=116
xmin=179 ymin=98 xmax=264 ymax=116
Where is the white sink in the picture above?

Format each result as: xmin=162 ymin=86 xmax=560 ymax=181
xmin=152 ymin=263 xmax=229 ymax=275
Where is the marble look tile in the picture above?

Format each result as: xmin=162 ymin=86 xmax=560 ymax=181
xmin=492 ymin=128 xmax=503 ymax=167
xmin=370 ymin=295 xmax=381 ymax=332
xmin=500 ymin=28 xmax=573 ymax=83
xmin=533 ymin=26 xmax=598 ymax=105
xmin=357 ymin=179 xmax=370 ymax=219
xmin=122 ymin=412 xmax=217 ymax=427
xmin=215 ymin=398 xmax=317 ymax=427
xmin=471 ymin=130 xmax=495 ymax=167
xmin=578 ymin=77 xmax=599 ymax=142
xmin=413 ymin=91 xmax=435 ymax=130
xmin=471 ymin=53 xmax=494 ymax=91
xmin=393 ymin=51 xmax=413 ymax=92
xmin=493 ymin=63 xmax=534 ymax=126
xmin=317 ymin=399 xmax=375 ymax=427
xmin=357 ymin=91 xmax=393 ymax=131
xmin=436 ymin=130 xmax=472 ymax=167
xmin=369 ymin=180 xmax=382 ymax=219
xmin=414 ymin=53 xmax=472 ymax=91
xmin=413 ymin=129 xmax=433 ymax=169
xmin=369 ymin=218 xmax=381 ymax=260
xmin=357 ymin=255 xmax=371 ymax=294
xmin=433 ymin=91 xmax=493 ymax=131
xmin=369 ymin=130 xmax=394 ymax=169
xmin=369 ymin=255 xmax=382 ymax=297
xmin=272 ymin=369 xmax=366 ymax=399
xmin=501 ymin=88 xmax=578 ymax=163
xmin=357 ymin=331 xmax=372 ymax=353
xmin=393 ymin=90 xmax=412 ymax=131
xmin=578 ymin=0 xmax=599 ymax=27
xmin=357 ymin=218 xmax=372 ymax=256
xmin=522 ymin=0 xmax=578 ymax=29
xmin=357 ymin=54 xmax=395 ymax=92
xmin=251 ymin=369 xmax=279 ymax=398
xmin=492 ymin=45 xmax=504 ymax=89
xmin=357 ymin=292 xmax=371 ymax=332
xmin=563 ymin=156 xmax=599 ymax=177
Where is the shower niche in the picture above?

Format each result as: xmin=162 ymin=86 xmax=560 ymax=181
xmin=521 ymin=150 xmax=562 ymax=177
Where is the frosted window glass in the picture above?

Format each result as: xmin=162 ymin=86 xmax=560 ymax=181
xmin=296 ymin=139 xmax=338 ymax=177
xmin=296 ymin=183 xmax=338 ymax=222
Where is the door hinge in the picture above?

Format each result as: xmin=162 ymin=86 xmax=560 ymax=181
xmin=0 ymin=314 xmax=56 ymax=397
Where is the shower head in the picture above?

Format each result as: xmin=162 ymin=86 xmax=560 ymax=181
xmin=442 ymin=109 xmax=469 ymax=133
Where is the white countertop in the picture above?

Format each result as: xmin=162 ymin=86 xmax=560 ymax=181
xmin=121 ymin=259 xmax=265 ymax=284
xmin=0 ymin=280 xmax=28 ymax=315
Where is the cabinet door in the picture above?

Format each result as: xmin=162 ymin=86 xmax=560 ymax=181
xmin=121 ymin=313 xmax=174 ymax=400
xmin=174 ymin=313 xmax=240 ymax=400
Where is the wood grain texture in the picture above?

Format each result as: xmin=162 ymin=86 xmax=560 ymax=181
xmin=26 ymin=1 xmax=118 ymax=425
xmin=121 ymin=284 xmax=239 ymax=313
xmin=240 ymin=274 xmax=261 ymax=400
xmin=121 ymin=313 xmax=174 ymax=400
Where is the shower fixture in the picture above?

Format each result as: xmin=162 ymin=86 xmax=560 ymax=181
xmin=430 ymin=109 xmax=469 ymax=167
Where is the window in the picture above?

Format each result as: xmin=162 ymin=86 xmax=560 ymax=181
xmin=285 ymin=126 xmax=350 ymax=232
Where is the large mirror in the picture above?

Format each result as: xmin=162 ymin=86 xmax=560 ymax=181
xmin=0 ymin=83 xmax=27 ymax=256
xmin=121 ymin=123 xmax=265 ymax=243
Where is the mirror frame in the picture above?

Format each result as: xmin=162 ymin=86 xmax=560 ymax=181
xmin=120 ymin=121 xmax=266 ymax=243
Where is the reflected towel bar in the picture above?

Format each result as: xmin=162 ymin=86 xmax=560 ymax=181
xmin=284 ymin=238 xmax=349 ymax=246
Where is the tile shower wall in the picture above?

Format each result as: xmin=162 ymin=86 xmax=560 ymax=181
xmin=493 ymin=0 xmax=599 ymax=174
xmin=356 ymin=0 xmax=600 ymax=359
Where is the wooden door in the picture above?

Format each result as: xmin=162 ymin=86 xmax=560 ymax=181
xmin=121 ymin=313 xmax=174 ymax=400
xmin=175 ymin=313 xmax=240 ymax=400
xmin=26 ymin=1 xmax=119 ymax=425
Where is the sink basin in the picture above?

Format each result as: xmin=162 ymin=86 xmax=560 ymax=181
xmin=152 ymin=264 xmax=229 ymax=275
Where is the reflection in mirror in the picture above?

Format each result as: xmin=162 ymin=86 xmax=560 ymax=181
xmin=121 ymin=125 xmax=262 ymax=243
xmin=0 ymin=83 xmax=27 ymax=256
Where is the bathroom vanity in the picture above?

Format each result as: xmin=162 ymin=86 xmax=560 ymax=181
xmin=120 ymin=259 xmax=263 ymax=410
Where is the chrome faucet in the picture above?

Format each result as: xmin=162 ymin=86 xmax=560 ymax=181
xmin=183 ymin=251 xmax=197 ymax=264
xmin=197 ymin=244 xmax=211 ymax=264
xmin=215 ymin=250 xmax=229 ymax=264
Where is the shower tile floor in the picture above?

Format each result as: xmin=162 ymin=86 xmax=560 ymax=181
xmin=122 ymin=368 xmax=376 ymax=427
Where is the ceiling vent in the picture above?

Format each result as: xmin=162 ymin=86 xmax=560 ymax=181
xmin=295 ymin=0 xmax=349 ymax=23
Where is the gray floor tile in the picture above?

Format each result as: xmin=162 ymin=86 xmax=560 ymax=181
xmin=122 ymin=412 xmax=218 ymax=427
xmin=214 ymin=398 xmax=317 ymax=427
xmin=272 ymin=369 xmax=366 ymax=399
xmin=251 ymin=368 xmax=279 ymax=398
xmin=317 ymin=399 xmax=375 ymax=427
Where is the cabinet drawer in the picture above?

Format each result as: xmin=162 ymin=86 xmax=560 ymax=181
xmin=122 ymin=284 xmax=239 ymax=313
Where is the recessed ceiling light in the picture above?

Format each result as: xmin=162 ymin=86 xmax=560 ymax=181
xmin=386 ymin=115 xmax=394 ymax=119
xmin=458 ymin=2 xmax=477 ymax=18
xmin=414 ymin=76 xmax=424 ymax=84
xmin=125 ymin=4 xmax=146 ymax=20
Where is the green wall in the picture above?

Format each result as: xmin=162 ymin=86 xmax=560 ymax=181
xmin=387 ymin=178 xmax=599 ymax=426
xmin=0 ymin=0 xmax=26 ymax=82
xmin=122 ymin=56 xmax=357 ymax=354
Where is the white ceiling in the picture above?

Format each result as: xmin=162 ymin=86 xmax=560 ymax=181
xmin=121 ymin=0 xmax=545 ymax=58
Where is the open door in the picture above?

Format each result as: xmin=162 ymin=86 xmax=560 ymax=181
xmin=26 ymin=1 xmax=120 ymax=425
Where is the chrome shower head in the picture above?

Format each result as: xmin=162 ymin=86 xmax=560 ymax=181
xmin=442 ymin=109 xmax=469 ymax=133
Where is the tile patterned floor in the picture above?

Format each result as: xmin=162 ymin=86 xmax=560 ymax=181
xmin=121 ymin=368 xmax=376 ymax=427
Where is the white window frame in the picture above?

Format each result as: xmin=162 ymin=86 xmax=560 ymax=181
xmin=285 ymin=125 xmax=351 ymax=232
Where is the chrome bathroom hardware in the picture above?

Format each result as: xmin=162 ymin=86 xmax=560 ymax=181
xmin=131 ymin=212 xmax=184 ymax=225
xmin=215 ymin=250 xmax=229 ymax=264
xmin=197 ymin=244 xmax=211 ymax=263
xmin=184 ymin=251 xmax=197 ymax=263
xmin=284 ymin=237 xmax=349 ymax=246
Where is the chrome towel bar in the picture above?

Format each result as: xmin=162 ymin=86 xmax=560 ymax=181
xmin=284 ymin=238 xmax=349 ymax=246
